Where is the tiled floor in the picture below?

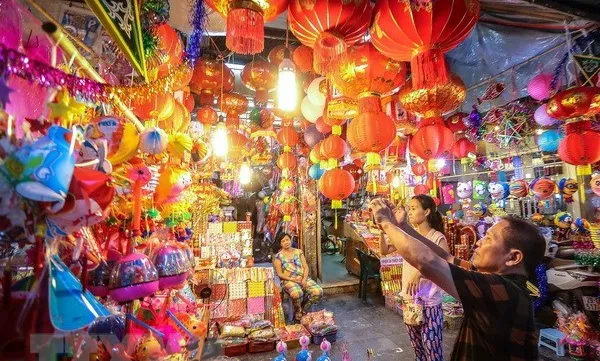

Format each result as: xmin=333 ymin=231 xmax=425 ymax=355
xmin=202 ymin=293 xmax=566 ymax=361
xmin=321 ymin=253 xmax=358 ymax=285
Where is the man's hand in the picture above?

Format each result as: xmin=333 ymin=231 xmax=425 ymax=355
xmin=405 ymin=274 xmax=421 ymax=297
xmin=369 ymin=199 xmax=396 ymax=226
xmin=393 ymin=205 xmax=407 ymax=227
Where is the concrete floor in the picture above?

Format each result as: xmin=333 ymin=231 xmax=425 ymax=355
xmin=203 ymin=293 xmax=567 ymax=361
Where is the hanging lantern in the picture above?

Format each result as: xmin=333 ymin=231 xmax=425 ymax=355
xmin=321 ymin=135 xmax=348 ymax=166
xmin=217 ymin=92 xmax=249 ymax=129
xmin=546 ymin=86 xmax=600 ymax=121
xmin=109 ymin=253 xmax=159 ymax=303
xmin=346 ymin=109 xmax=396 ymax=166
xmin=197 ymin=106 xmax=218 ymax=125
xmin=452 ymin=138 xmax=477 ymax=159
xmin=318 ymin=168 xmax=355 ymax=209
xmin=315 ymin=117 xmax=332 ymax=134
xmin=149 ymin=24 xmax=184 ymax=79
xmin=414 ymin=184 xmax=430 ymax=195
xmin=132 ymin=93 xmax=175 ymax=121
xmin=268 ymin=44 xmax=297 ymax=64
xmin=558 ymin=123 xmax=600 ymax=166
xmin=227 ymin=130 xmax=249 ymax=160
xmin=276 ymin=125 xmax=299 ymax=148
xmin=293 ymin=45 xmax=314 ymax=73
xmin=397 ymin=74 xmax=467 ymax=118
xmin=288 ymin=0 xmax=372 ymax=75
xmin=205 ymin=0 xmax=288 ymax=54
xmin=331 ymin=42 xmax=407 ymax=99
xmin=410 ymin=121 xmax=454 ymax=160
xmin=412 ymin=163 xmax=427 ymax=177
xmin=371 ymin=0 xmax=480 ymax=88
xmin=445 ymin=112 xmax=469 ymax=133
xmin=279 ymin=201 xmax=297 ymax=222
xmin=190 ymin=57 xmax=235 ymax=105
xmin=152 ymin=245 xmax=190 ymax=290
xmin=277 ymin=152 xmax=297 ymax=171
xmin=241 ymin=60 xmax=278 ymax=104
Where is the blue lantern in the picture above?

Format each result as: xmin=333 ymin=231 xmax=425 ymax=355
xmin=537 ymin=129 xmax=563 ymax=152
xmin=308 ymin=164 xmax=325 ymax=180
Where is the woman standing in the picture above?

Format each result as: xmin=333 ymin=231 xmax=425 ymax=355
xmin=273 ymin=233 xmax=323 ymax=320
xmin=380 ymin=194 xmax=448 ymax=361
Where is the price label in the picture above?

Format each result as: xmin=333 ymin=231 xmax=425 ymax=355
xmin=582 ymin=296 xmax=600 ymax=312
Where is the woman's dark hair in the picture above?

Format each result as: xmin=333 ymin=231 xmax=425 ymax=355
xmin=412 ymin=194 xmax=444 ymax=234
xmin=273 ymin=231 xmax=294 ymax=253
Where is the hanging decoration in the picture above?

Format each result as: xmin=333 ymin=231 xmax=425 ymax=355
xmin=205 ymin=0 xmax=288 ymax=54
xmin=241 ymin=60 xmax=277 ymax=104
xmin=190 ymin=57 xmax=235 ymax=105
xmin=217 ymin=92 xmax=249 ymax=129
xmin=288 ymin=0 xmax=372 ymax=75
xmin=185 ymin=0 xmax=208 ymax=64
xmin=397 ymin=73 xmax=466 ymax=119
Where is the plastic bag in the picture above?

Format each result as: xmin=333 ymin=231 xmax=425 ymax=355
xmin=219 ymin=324 xmax=246 ymax=338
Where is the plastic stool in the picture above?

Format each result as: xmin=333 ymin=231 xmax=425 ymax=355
xmin=538 ymin=328 xmax=566 ymax=357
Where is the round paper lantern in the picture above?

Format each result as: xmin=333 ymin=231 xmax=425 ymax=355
xmin=204 ymin=0 xmax=288 ymax=54
xmin=132 ymin=92 xmax=175 ymax=120
xmin=309 ymin=147 xmax=321 ymax=164
xmin=452 ymin=138 xmax=477 ymax=159
xmin=414 ymin=184 xmax=430 ymax=195
xmin=160 ymin=101 xmax=190 ymax=132
xmin=546 ymin=86 xmax=600 ymax=121
xmin=308 ymin=164 xmax=325 ymax=180
xmin=140 ymin=127 xmax=169 ymax=155
xmin=412 ymin=163 xmax=427 ymax=177
xmin=397 ymin=74 xmax=467 ymax=118
xmin=315 ymin=117 xmax=332 ymax=134
xmin=241 ymin=60 xmax=277 ymax=103
xmin=530 ymin=178 xmax=556 ymax=200
xmin=371 ymin=0 xmax=479 ymax=88
xmin=445 ymin=112 xmax=469 ymax=133
xmin=331 ymin=42 xmax=407 ymax=99
xmin=276 ymin=126 xmax=299 ymax=147
xmin=109 ymin=253 xmax=159 ymax=303
xmin=527 ymin=73 xmax=557 ymax=101
xmin=288 ymin=0 xmax=372 ymax=75
xmin=534 ymin=104 xmax=558 ymax=127
xmin=307 ymin=77 xmax=327 ymax=106
xmin=318 ymin=168 xmax=355 ymax=208
xmin=410 ymin=123 xmax=454 ymax=160
xmin=217 ymin=92 xmax=249 ymax=129
xmin=293 ymin=45 xmax=314 ymax=73
xmin=509 ymin=179 xmax=529 ymax=198
xmin=152 ymin=245 xmax=190 ymax=289
xmin=304 ymin=125 xmax=326 ymax=147
xmin=558 ymin=127 xmax=600 ymax=166
xmin=197 ymin=106 xmax=218 ymax=125
xmin=151 ymin=24 xmax=184 ymax=78
xmin=321 ymin=135 xmax=348 ymax=160
xmin=190 ymin=57 xmax=235 ymax=105
xmin=537 ymin=129 xmax=563 ymax=152
xmin=277 ymin=152 xmax=297 ymax=170
xmin=347 ymin=111 xmax=397 ymax=159
xmin=301 ymin=96 xmax=325 ymax=123
xmin=268 ymin=44 xmax=296 ymax=65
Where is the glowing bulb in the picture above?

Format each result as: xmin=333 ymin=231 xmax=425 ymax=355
xmin=435 ymin=158 xmax=446 ymax=170
xmin=239 ymin=162 xmax=252 ymax=185
xmin=535 ymin=129 xmax=544 ymax=135
xmin=277 ymin=58 xmax=298 ymax=112
xmin=211 ymin=123 xmax=228 ymax=158
xmin=392 ymin=176 xmax=401 ymax=188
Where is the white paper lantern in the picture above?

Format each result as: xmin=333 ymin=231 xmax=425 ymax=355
xmin=307 ymin=77 xmax=326 ymax=106
xmin=139 ymin=127 xmax=168 ymax=155
xmin=301 ymin=96 xmax=324 ymax=123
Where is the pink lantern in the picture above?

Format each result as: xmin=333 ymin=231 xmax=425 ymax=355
xmin=527 ymin=73 xmax=560 ymax=101
xmin=109 ymin=253 xmax=159 ymax=303
xmin=0 ymin=0 xmax=22 ymax=49
xmin=152 ymin=245 xmax=190 ymax=290
xmin=534 ymin=104 xmax=557 ymax=127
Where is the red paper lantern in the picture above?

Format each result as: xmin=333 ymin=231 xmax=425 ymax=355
xmin=445 ymin=112 xmax=469 ymax=133
xmin=371 ymin=0 xmax=479 ymax=88
xmin=546 ymin=86 xmax=600 ymax=121
xmin=410 ymin=123 xmax=454 ymax=160
xmin=217 ymin=92 xmax=249 ymax=129
xmin=276 ymin=126 xmax=299 ymax=147
xmin=452 ymin=138 xmax=477 ymax=159
xmin=398 ymin=74 xmax=467 ymax=118
xmin=293 ymin=45 xmax=314 ymax=73
xmin=151 ymin=24 xmax=184 ymax=78
xmin=228 ymin=131 xmax=248 ymax=160
xmin=318 ymin=168 xmax=355 ymax=207
xmin=268 ymin=44 xmax=296 ymax=65
xmin=315 ymin=117 xmax=332 ymax=134
xmin=288 ymin=0 xmax=372 ymax=75
xmin=347 ymin=111 xmax=397 ymax=155
xmin=321 ymin=135 xmax=348 ymax=160
xmin=558 ymin=126 xmax=600 ymax=166
xmin=196 ymin=106 xmax=218 ymax=125
xmin=205 ymin=0 xmax=288 ymax=54
xmin=277 ymin=152 xmax=297 ymax=170
xmin=132 ymin=93 xmax=175 ymax=121
xmin=190 ymin=57 xmax=235 ymax=105
xmin=412 ymin=163 xmax=427 ymax=177
xmin=414 ymin=184 xmax=430 ymax=195
xmin=241 ymin=60 xmax=277 ymax=103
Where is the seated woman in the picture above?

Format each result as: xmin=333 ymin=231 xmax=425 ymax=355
xmin=273 ymin=232 xmax=323 ymax=320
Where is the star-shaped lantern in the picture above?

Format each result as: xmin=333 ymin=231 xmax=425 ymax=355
xmin=48 ymin=90 xmax=87 ymax=123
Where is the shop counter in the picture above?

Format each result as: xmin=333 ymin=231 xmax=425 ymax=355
xmin=340 ymin=222 xmax=383 ymax=276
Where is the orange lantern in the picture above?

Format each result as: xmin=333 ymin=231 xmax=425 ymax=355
xmin=160 ymin=101 xmax=190 ymax=132
xmin=241 ymin=60 xmax=277 ymax=103
xmin=149 ymin=24 xmax=184 ymax=79
xmin=398 ymin=74 xmax=467 ymax=119
xmin=414 ymin=184 xmax=430 ymax=195
xmin=217 ymin=92 xmax=249 ymax=129
xmin=346 ymin=111 xmax=397 ymax=166
xmin=279 ymin=201 xmax=297 ymax=222
xmin=288 ymin=0 xmax=372 ymax=75
xmin=315 ymin=117 xmax=332 ymax=134
xmin=228 ymin=130 xmax=248 ymax=160
xmin=321 ymin=135 xmax=348 ymax=162
xmin=371 ymin=0 xmax=480 ymax=88
xmin=558 ymin=121 xmax=600 ymax=166
xmin=268 ymin=44 xmax=296 ymax=65
xmin=276 ymin=126 xmax=299 ymax=148
xmin=205 ymin=0 xmax=288 ymax=54
xmin=410 ymin=121 xmax=454 ymax=160
xmin=277 ymin=152 xmax=297 ymax=171
xmin=190 ymin=57 xmax=235 ymax=105
xmin=332 ymin=42 xmax=407 ymax=100
xmin=293 ymin=45 xmax=314 ymax=73
xmin=412 ymin=163 xmax=427 ymax=176
xmin=132 ymin=93 xmax=175 ymax=121
xmin=196 ymin=106 xmax=218 ymax=125
xmin=452 ymin=138 xmax=477 ymax=159
xmin=546 ymin=86 xmax=600 ymax=121
xmin=318 ymin=168 xmax=355 ymax=209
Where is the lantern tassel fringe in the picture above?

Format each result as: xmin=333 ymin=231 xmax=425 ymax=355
xmin=313 ymin=32 xmax=346 ymax=75
xmin=411 ymin=49 xmax=449 ymax=89
xmin=226 ymin=7 xmax=265 ymax=55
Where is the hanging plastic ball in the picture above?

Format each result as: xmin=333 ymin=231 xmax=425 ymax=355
xmin=309 ymin=164 xmax=325 ymax=180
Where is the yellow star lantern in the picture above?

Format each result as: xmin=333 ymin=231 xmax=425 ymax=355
xmin=48 ymin=90 xmax=87 ymax=125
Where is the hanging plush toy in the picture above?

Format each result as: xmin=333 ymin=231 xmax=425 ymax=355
xmin=590 ymin=172 xmax=600 ymax=197
xmin=554 ymin=212 xmax=572 ymax=242
xmin=472 ymin=202 xmax=487 ymax=218
xmin=473 ymin=180 xmax=488 ymax=200
xmin=442 ymin=184 xmax=455 ymax=205
xmin=488 ymin=182 xmax=509 ymax=201
xmin=558 ymin=178 xmax=579 ymax=203
xmin=509 ymin=179 xmax=529 ymax=198
xmin=530 ymin=178 xmax=556 ymax=200
xmin=456 ymin=181 xmax=473 ymax=200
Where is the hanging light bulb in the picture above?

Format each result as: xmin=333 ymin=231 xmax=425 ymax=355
xmin=239 ymin=161 xmax=253 ymax=185
xmin=277 ymin=57 xmax=298 ymax=112
xmin=392 ymin=175 xmax=401 ymax=188
xmin=212 ymin=122 xmax=229 ymax=158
